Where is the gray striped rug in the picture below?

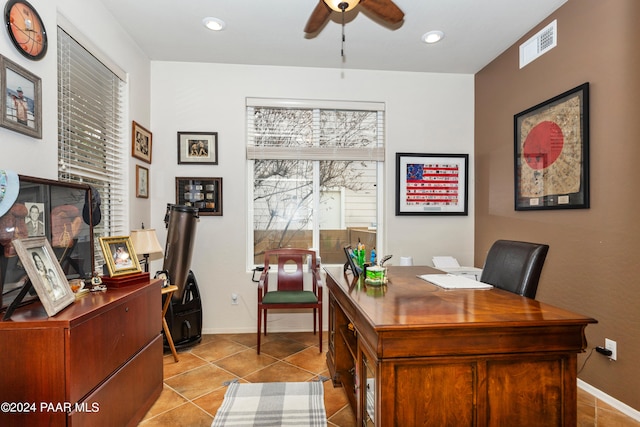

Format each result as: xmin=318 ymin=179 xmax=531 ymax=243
xmin=212 ymin=381 xmax=327 ymax=427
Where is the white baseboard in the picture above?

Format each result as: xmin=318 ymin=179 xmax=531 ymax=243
xmin=578 ymin=379 xmax=640 ymax=421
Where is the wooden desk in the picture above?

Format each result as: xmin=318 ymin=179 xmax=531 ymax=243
xmin=162 ymin=285 xmax=179 ymax=362
xmin=0 ymin=280 xmax=163 ymax=427
xmin=324 ymin=266 xmax=596 ymax=427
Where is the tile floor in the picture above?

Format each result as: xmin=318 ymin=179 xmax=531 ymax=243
xmin=139 ymin=332 xmax=640 ymax=427
xmin=139 ymin=332 xmax=354 ymax=426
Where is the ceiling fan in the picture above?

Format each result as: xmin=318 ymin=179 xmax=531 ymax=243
xmin=304 ymin=0 xmax=405 ymax=34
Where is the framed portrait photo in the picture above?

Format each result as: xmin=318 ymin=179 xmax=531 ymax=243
xmin=136 ymin=165 xmax=149 ymax=198
xmin=0 ymin=54 xmax=42 ymax=138
xmin=24 ymin=201 xmax=46 ymax=237
xmin=99 ymin=236 xmax=142 ymax=277
xmin=396 ymin=153 xmax=469 ymax=216
xmin=13 ymin=237 xmax=75 ymax=317
xmin=132 ymin=121 xmax=152 ymax=163
xmin=514 ymin=82 xmax=590 ymax=211
xmin=177 ymin=132 xmax=218 ymax=165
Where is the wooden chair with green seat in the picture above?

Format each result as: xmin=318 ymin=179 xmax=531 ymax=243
xmin=257 ymin=248 xmax=322 ymax=355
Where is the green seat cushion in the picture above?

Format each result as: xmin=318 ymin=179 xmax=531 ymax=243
xmin=263 ymin=290 xmax=318 ymax=304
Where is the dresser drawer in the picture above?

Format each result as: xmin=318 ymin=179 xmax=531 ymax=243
xmin=69 ymin=335 xmax=163 ymax=427
xmin=67 ymin=286 xmax=161 ymax=403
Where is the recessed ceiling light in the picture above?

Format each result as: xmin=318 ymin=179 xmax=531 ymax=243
xmin=422 ymin=30 xmax=444 ymax=44
xmin=203 ymin=17 xmax=226 ymax=31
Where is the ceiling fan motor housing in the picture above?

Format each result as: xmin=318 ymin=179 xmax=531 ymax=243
xmin=323 ymin=0 xmax=360 ymax=13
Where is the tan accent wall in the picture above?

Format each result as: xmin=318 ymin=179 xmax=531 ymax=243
xmin=475 ymin=0 xmax=640 ymax=410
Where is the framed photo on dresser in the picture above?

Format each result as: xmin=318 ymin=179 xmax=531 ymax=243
xmin=13 ymin=237 xmax=75 ymax=317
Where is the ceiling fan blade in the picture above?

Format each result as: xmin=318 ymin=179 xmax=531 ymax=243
xmin=304 ymin=1 xmax=332 ymax=34
xmin=360 ymin=0 xmax=404 ymax=24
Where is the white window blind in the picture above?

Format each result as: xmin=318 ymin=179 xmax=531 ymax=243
xmin=247 ymin=98 xmax=384 ymax=161
xmin=57 ymin=27 xmax=126 ymax=267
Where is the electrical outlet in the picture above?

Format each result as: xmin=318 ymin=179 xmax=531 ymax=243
xmin=605 ymin=338 xmax=617 ymax=361
xmin=231 ymin=293 xmax=239 ymax=305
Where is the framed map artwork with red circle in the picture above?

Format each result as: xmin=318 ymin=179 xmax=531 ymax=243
xmin=514 ymin=83 xmax=590 ymax=211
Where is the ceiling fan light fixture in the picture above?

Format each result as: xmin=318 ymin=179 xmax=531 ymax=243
xmin=422 ymin=30 xmax=444 ymax=44
xmin=323 ymin=0 xmax=360 ymax=13
xmin=203 ymin=17 xmax=226 ymax=31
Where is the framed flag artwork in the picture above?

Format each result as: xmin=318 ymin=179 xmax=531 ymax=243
xmin=514 ymin=83 xmax=589 ymax=211
xmin=396 ymin=153 xmax=468 ymax=216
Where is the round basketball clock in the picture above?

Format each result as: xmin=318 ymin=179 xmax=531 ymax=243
xmin=4 ymin=0 xmax=47 ymax=60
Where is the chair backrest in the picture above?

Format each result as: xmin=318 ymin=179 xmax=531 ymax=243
xmin=264 ymin=248 xmax=316 ymax=292
xmin=479 ymin=240 xmax=549 ymax=299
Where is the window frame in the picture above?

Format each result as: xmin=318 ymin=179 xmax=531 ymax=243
xmin=246 ymin=98 xmax=385 ymax=269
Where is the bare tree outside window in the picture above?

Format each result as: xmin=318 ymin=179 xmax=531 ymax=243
xmin=250 ymin=107 xmax=380 ymax=263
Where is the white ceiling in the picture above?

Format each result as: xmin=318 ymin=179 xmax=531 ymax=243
xmin=97 ymin=0 xmax=567 ymax=74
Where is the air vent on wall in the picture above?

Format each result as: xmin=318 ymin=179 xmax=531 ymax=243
xmin=519 ymin=20 xmax=557 ymax=68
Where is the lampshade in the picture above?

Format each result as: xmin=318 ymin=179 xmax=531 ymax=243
xmin=130 ymin=228 xmax=163 ymax=257
xmin=323 ymin=0 xmax=360 ymax=12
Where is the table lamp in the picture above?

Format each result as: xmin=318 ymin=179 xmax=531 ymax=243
xmin=130 ymin=225 xmax=163 ymax=272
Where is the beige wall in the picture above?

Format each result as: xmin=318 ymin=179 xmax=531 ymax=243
xmin=475 ymin=0 xmax=640 ymax=410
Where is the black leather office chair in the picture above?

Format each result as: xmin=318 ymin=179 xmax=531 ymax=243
xmin=479 ymin=240 xmax=549 ymax=299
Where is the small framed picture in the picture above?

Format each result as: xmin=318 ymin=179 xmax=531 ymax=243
xmin=396 ymin=153 xmax=469 ymax=216
xmin=99 ymin=236 xmax=142 ymax=277
xmin=136 ymin=165 xmax=149 ymax=198
xmin=132 ymin=121 xmax=152 ymax=163
xmin=13 ymin=237 xmax=75 ymax=317
xmin=343 ymin=245 xmax=361 ymax=277
xmin=0 ymin=54 xmax=42 ymax=138
xmin=24 ymin=202 xmax=46 ymax=237
xmin=177 ymin=132 xmax=218 ymax=165
xmin=175 ymin=177 xmax=223 ymax=216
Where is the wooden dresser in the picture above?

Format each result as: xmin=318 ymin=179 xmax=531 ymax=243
xmin=0 ymin=280 xmax=163 ymax=427
xmin=324 ymin=266 xmax=596 ymax=426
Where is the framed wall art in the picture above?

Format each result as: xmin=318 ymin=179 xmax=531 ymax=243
xmin=99 ymin=236 xmax=142 ymax=277
xmin=514 ymin=82 xmax=589 ymax=211
xmin=132 ymin=121 xmax=152 ymax=163
xmin=175 ymin=177 xmax=222 ymax=216
xmin=0 ymin=54 xmax=42 ymax=138
xmin=177 ymin=131 xmax=218 ymax=165
xmin=12 ymin=237 xmax=75 ymax=317
xmin=136 ymin=165 xmax=149 ymax=198
xmin=396 ymin=153 xmax=469 ymax=216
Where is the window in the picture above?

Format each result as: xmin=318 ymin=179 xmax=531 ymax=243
xmin=247 ymin=99 xmax=384 ymax=266
xmin=57 ymin=27 xmax=126 ymax=269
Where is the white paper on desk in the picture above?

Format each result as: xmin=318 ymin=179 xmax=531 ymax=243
xmin=419 ymin=274 xmax=493 ymax=290
xmin=432 ymin=256 xmax=461 ymax=268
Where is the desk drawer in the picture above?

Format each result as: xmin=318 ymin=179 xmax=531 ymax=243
xmin=67 ymin=287 xmax=160 ymax=403
xmin=69 ymin=335 xmax=163 ymax=427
